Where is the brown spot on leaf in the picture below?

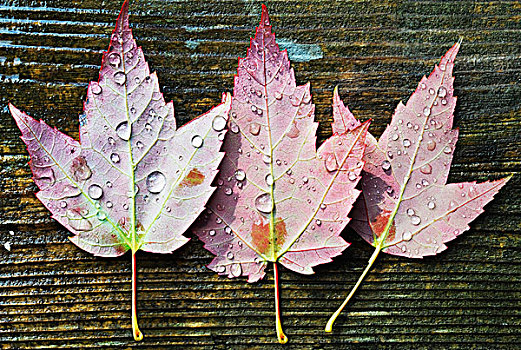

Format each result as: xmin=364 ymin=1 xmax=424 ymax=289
xmin=251 ymin=217 xmax=287 ymax=255
xmin=179 ymin=168 xmax=205 ymax=187
xmin=371 ymin=210 xmax=396 ymax=243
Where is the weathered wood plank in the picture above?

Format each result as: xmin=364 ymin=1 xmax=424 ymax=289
xmin=0 ymin=0 xmax=520 ymax=348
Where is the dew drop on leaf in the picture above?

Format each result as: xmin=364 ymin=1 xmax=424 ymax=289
xmin=411 ymin=215 xmax=421 ymax=225
xmin=429 ymin=88 xmax=435 ymax=95
xmin=325 ymin=154 xmax=339 ymax=172
xmin=438 ymin=86 xmax=447 ymax=98
xmin=91 ymin=83 xmax=102 ymax=95
xmin=216 ymin=265 xmax=225 ymax=273
xmin=287 ymin=123 xmax=300 ymax=138
xmin=427 ymin=201 xmax=436 ymax=209
xmin=230 ymin=263 xmax=242 ymax=277
xmin=88 ymin=184 xmax=103 ymax=200
xmin=255 ymin=193 xmax=273 ymax=214
xmin=212 ymin=116 xmax=227 ymax=131
xmin=114 ymin=72 xmax=126 ymax=85
xmin=116 ymin=121 xmax=131 ymax=140
xmin=423 ymin=106 xmax=431 ymax=117
xmin=224 ymin=187 xmax=233 ymax=195
xmin=262 ymin=154 xmax=272 ymax=164
xmin=235 ymin=169 xmax=246 ymax=181
xmin=191 ymin=135 xmax=203 ymax=148
xmin=106 ymin=201 xmax=113 ymax=208
xmin=146 ymin=171 xmax=166 ymax=193
xmin=230 ymin=121 xmax=240 ymax=133
xmin=427 ymin=140 xmax=436 ymax=151
xmin=381 ymin=160 xmax=391 ymax=171
xmin=403 ymin=231 xmax=412 ymax=241
xmin=249 ymin=122 xmax=261 ymax=135
xmin=108 ymin=52 xmax=121 ymax=67
xmin=60 ymin=201 xmax=67 ymax=208
xmin=403 ymin=139 xmax=411 ymax=148
xmin=97 ymin=211 xmax=107 ymax=221
xmin=110 ymin=153 xmax=120 ymax=163
xmin=348 ymin=171 xmax=357 ymax=181
xmin=391 ymin=134 xmax=399 ymax=141
xmin=407 ymin=208 xmax=415 ymax=216
xmin=227 ymin=252 xmax=234 ymax=260
xmin=265 ymin=174 xmax=274 ymax=186
xmin=443 ymin=146 xmax=452 ymax=154
xmin=420 ymin=164 xmax=432 ymax=174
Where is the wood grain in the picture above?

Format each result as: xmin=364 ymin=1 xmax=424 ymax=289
xmin=0 ymin=0 xmax=520 ymax=348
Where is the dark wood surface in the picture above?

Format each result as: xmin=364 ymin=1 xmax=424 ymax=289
xmin=1 ymin=0 xmax=520 ymax=348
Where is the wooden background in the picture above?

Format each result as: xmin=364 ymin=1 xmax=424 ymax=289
xmin=0 ymin=0 xmax=520 ymax=348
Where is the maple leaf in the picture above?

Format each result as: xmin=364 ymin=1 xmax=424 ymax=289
xmin=8 ymin=1 xmax=231 ymax=341
xmin=193 ymin=5 xmax=368 ymax=343
xmin=325 ymin=42 xmax=512 ymax=332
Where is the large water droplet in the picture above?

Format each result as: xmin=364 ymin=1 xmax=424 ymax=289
xmin=97 ymin=211 xmax=107 ymax=221
xmin=191 ymin=135 xmax=203 ymax=148
xmin=114 ymin=72 xmax=126 ymax=85
xmin=230 ymin=263 xmax=242 ymax=277
xmin=411 ymin=215 xmax=421 ymax=225
xmin=265 ymin=174 xmax=274 ymax=186
xmin=325 ymin=154 xmax=338 ymax=172
xmin=423 ymin=106 xmax=431 ymax=117
xmin=212 ymin=116 xmax=227 ymax=131
xmin=438 ymin=86 xmax=447 ymax=98
xmin=209 ymin=229 xmax=216 ymax=236
xmin=255 ymin=193 xmax=273 ymax=214
xmin=427 ymin=140 xmax=436 ymax=151
xmin=249 ymin=122 xmax=261 ymax=136
xmin=403 ymin=139 xmax=411 ymax=148
xmin=106 ymin=201 xmax=113 ymax=208
xmin=116 ymin=121 xmax=131 ymax=140
xmin=382 ymin=160 xmax=391 ymax=171
xmin=235 ymin=169 xmax=246 ymax=181
xmin=262 ymin=154 xmax=272 ymax=164
xmin=88 ymin=184 xmax=103 ymax=200
xmin=403 ymin=231 xmax=412 ymax=241
xmin=146 ymin=171 xmax=166 ymax=193
xmin=427 ymin=201 xmax=436 ymax=209
xmin=420 ymin=164 xmax=432 ymax=174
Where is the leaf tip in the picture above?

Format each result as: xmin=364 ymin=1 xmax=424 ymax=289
xmin=115 ymin=0 xmax=130 ymax=32
xmin=260 ymin=4 xmax=270 ymax=27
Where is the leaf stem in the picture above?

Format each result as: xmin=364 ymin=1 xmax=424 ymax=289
xmin=273 ymin=263 xmax=288 ymax=344
xmin=325 ymin=245 xmax=381 ymax=332
xmin=132 ymin=252 xmax=144 ymax=341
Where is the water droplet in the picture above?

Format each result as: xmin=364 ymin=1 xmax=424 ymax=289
xmin=441 ymin=99 xmax=447 ymax=105
xmin=224 ymin=187 xmax=233 ymax=195
xmin=106 ymin=201 xmax=113 ymax=208
xmin=265 ymin=174 xmax=274 ymax=186
xmin=60 ymin=201 xmax=67 ymax=208
xmin=114 ymin=72 xmax=126 ymax=85
xmin=216 ymin=265 xmax=225 ymax=273
xmin=302 ymin=176 xmax=309 ymax=184
xmin=348 ymin=171 xmax=357 ymax=181
xmin=411 ymin=215 xmax=421 ymax=225
xmin=97 ymin=211 xmax=107 ymax=221
xmin=88 ymin=184 xmax=103 ymax=199
xmin=438 ymin=86 xmax=447 ymax=98
xmin=227 ymin=252 xmax=234 ymax=260
xmin=421 ymin=179 xmax=429 ymax=186
xmin=401 ymin=245 xmax=407 ymax=252
xmin=420 ymin=83 xmax=426 ymax=89
xmin=382 ymin=160 xmax=391 ymax=171
xmin=209 ymin=229 xmax=216 ymax=236
xmin=325 ymin=154 xmax=338 ymax=172
xmin=255 ymin=193 xmax=273 ymax=214
xmin=235 ymin=169 xmax=246 ymax=182
xmin=320 ymin=204 xmax=327 ymax=210
xmin=427 ymin=140 xmax=436 ymax=151
xmin=146 ymin=171 xmax=166 ymax=193
xmin=251 ymin=105 xmax=257 ymax=113
xmin=108 ymin=52 xmax=121 ymax=67
xmin=275 ymin=91 xmax=283 ymax=100
xmin=444 ymin=146 xmax=452 ymax=154
xmin=262 ymin=154 xmax=272 ymax=164
xmin=428 ymin=201 xmax=436 ymax=209
xmin=407 ymin=208 xmax=415 ymax=216
xmin=439 ymin=63 xmax=446 ymax=71
xmin=191 ymin=135 xmax=203 ymax=148
xmin=224 ymin=226 xmax=232 ymax=234
xmin=423 ymin=106 xmax=431 ymax=117
xmin=403 ymin=231 xmax=412 ymax=241
xmin=403 ymin=139 xmax=411 ymax=148
xmin=230 ymin=263 xmax=242 ymax=277
xmin=110 ymin=153 xmax=120 ymax=163
xmin=429 ymin=88 xmax=435 ymax=95
xmin=386 ymin=186 xmax=394 ymax=195
xmin=229 ymin=121 xmax=240 ymax=133
xmin=420 ymin=164 xmax=432 ymax=174
xmin=316 ymin=219 xmax=321 ymax=226
xmin=126 ymin=51 xmax=134 ymax=60
xmin=287 ymin=123 xmax=300 ymax=138
xmin=116 ymin=121 xmax=131 ymax=140
xmin=391 ymin=134 xmax=399 ymax=141
xmin=212 ymin=116 xmax=227 ymax=131
xmin=249 ymin=122 xmax=261 ymax=135
xmin=91 ymin=83 xmax=102 ymax=95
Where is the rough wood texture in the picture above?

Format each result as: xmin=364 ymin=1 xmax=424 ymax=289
xmin=0 ymin=0 xmax=519 ymax=348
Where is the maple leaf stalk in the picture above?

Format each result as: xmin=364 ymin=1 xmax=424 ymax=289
xmin=273 ymin=263 xmax=288 ymax=344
